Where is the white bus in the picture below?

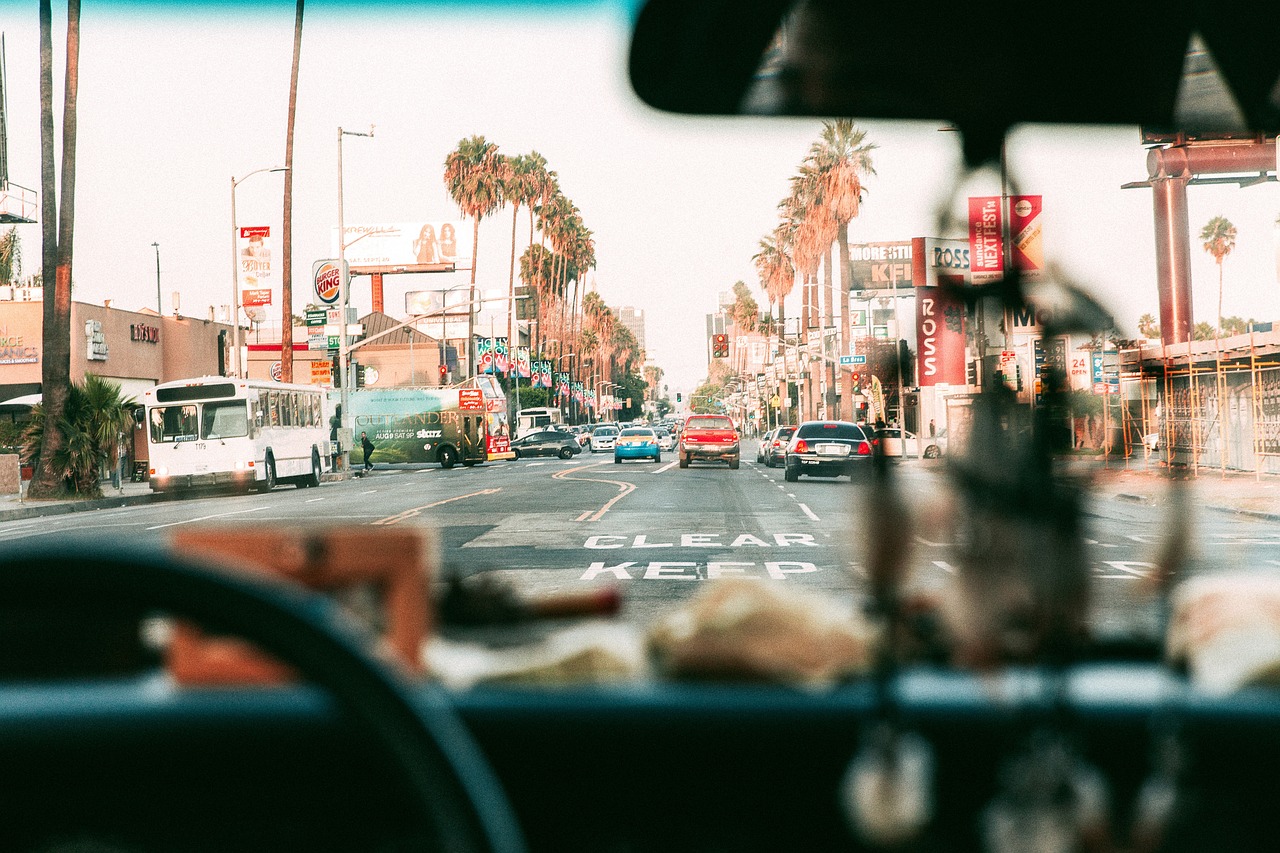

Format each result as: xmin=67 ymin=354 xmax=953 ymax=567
xmin=143 ymin=376 xmax=331 ymax=493
xmin=515 ymin=406 xmax=564 ymax=439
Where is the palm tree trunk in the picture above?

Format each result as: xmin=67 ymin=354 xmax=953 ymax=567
xmin=508 ymin=203 xmax=519 ymax=380
xmin=838 ymin=222 xmax=853 ymax=421
xmin=30 ymin=0 xmax=77 ymax=499
xmin=467 ymin=213 xmax=480 ymax=376
xmin=280 ymin=0 xmax=303 ymax=383
xmin=823 ymin=242 xmax=834 ymax=419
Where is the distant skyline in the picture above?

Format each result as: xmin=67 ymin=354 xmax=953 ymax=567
xmin=1 ymin=2 xmax=1277 ymax=393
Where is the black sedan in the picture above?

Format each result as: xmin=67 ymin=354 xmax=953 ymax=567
xmin=511 ymin=429 xmax=582 ymax=460
xmin=783 ymin=421 xmax=874 ymax=481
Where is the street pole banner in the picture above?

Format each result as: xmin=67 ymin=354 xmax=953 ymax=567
xmin=571 ymin=381 xmax=584 ymax=404
xmin=477 ymin=337 xmax=509 ymax=375
xmin=968 ymin=196 xmax=1003 ymax=284
xmin=516 ymin=346 xmax=531 ymax=379
xmin=555 ymin=372 xmax=570 ymax=399
xmin=532 ymin=360 xmax=551 ymax=388
xmin=585 ymin=390 xmax=596 ymax=411
xmin=1009 ymin=195 xmax=1044 ymax=276
xmin=238 ymin=226 xmax=273 ymax=305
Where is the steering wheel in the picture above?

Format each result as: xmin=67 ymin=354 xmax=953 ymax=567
xmin=0 ymin=546 xmax=526 ymax=853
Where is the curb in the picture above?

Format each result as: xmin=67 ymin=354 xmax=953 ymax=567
xmin=0 ymin=491 xmax=164 ymax=523
xmin=1203 ymin=504 xmax=1280 ymax=523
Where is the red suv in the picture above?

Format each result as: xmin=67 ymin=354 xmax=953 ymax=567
xmin=678 ymin=414 xmax=740 ymax=469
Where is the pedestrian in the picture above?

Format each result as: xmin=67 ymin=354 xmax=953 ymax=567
xmin=928 ymin=419 xmax=936 ymax=438
xmin=361 ymin=431 xmax=375 ymax=472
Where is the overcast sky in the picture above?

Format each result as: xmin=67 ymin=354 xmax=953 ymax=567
xmin=2 ymin=1 xmax=1277 ymax=392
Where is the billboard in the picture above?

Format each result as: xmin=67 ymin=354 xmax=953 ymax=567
xmin=968 ymin=197 xmax=1003 ymax=283
xmin=332 ymin=221 xmax=473 ymax=268
xmin=848 ymin=241 xmax=914 ymax=291
xmin=916 ymin=286 xmax=967 ymax=387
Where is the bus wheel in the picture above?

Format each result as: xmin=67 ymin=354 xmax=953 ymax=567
xmin=438 ymin=447 xmax=457 ymax=470
xmin=301 ymin=451 xmax=322 ymax=488
xmin=257 ymin=457 xmax=276 ymax=493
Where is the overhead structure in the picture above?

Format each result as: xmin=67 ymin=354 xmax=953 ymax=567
xmin=0 ymin=33 xmax=36 ymax=225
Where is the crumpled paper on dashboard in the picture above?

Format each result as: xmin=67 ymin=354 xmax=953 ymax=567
xmin=1167 ymin=571 xmax=1280 ymax=695
xmin=647 ymin=578 xmax=879 ymax=687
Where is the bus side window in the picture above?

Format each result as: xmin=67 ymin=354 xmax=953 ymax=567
xmin=257 ymin=391 xmax=269 ymax=429
xmin=291 ymin=393 xmax=301 ymax=427
xmin=311 ymin=395 xmax=321 ymax=427
xmin=268 ymin=392 xmax=280 ymax=427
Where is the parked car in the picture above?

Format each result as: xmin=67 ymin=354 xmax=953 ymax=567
xmin=589 ymin=424 xmax=619 ymax=453
xmin=783 ymin=421 xmax=874 ymax=482
xmin=756 ymin=429 xmax=775 ymax=463
xmin=873 ymin=427 xmax=945 ymax=459
xmin=510 ymin=429 xmax=581 ymax=460
xmin=614 ymin=427 xmax=661 ymax=463
xmin=764 ymin=425 xmax=797 ymax=468
xmin=678 ymin=414 xmax=739 ymax=469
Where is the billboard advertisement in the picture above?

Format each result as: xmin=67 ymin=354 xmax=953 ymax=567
xmin=312 ymin=259 xmax=346 ymax=306
xmin=332 ymin=221 xmax=473 ymax=268
xmin=968 ymin=196 xmax=1003 ymax=284
xmin=848 ymin=241 xmax=914 ymax=291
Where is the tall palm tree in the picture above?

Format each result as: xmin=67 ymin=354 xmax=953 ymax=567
xmin=30 ymin=0 xmax=80 ymax=500
xmin=502 ymin=153 xmax=541 ymax=367
xmin=1199 ymin=215 xmax=1237 ymax=339
xmin=754 ymin=230 xmax=794 ymax=421
xmin=807 ymin=119 xmax=875 ymax=419
xmin=280 ymin=0 xmax=304 ymax=383
xmin=0 ymin=227 xmax=20 ymax=284
xmin=444 ymin=135 xmax=505 ymax=377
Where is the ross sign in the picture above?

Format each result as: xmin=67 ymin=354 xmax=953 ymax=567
xmin=916 ymin=287 xmax=967 ymax=386
xmin=130 ymin=323 xmax=159 ymax=344
xmin=968 ymin=197 xmax=1003 ymax=284
xmin=333 ymin=221 xmax=473 ymax=269
xmin=242 ymin=288 xmax=272 ymax=307
xmin=459 ymin=388 xmax=484 ymax=410
xmin=312 ymin=259 xmax=346 ymax=306
xmin=310 ymin=359 xmax=333 ymax=385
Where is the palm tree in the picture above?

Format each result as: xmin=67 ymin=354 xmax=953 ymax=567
xmin=0 ymin=227 xmax=20 ymax=284
xmin=1137 ymin=313 xmax=1160 ymax=340
xmin=754 ymin=230 xmax=794 ymax=421
xmin=30 ymin=0 xmax=81 ymax=500
xmin=1199 ymin=215 xmax=1237 ymax=339
xmin=806 ymin=120 xmax=876 ymax=419
xmin=279 ymin=0 xmax=304 ymax=383
xmin=502 ymin=153 xmax=541 ymax=366
xmin=22 ymin=373 xmax=135 ymax=498
xmin=444 ymin=135 xmax=506 ymax=376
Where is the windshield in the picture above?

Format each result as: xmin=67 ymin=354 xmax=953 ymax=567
xmin=3 ymin=7 xmax=1280 ymax=847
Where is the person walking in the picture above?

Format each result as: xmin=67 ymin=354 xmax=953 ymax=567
xmin=361 ymin=431 xmax=375 ymax=472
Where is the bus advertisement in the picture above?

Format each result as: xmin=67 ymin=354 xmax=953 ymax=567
xmin=342 ymin=375 xmax=512 ymax=468
xmin=143 ymin=377 xmax=330 ymax=493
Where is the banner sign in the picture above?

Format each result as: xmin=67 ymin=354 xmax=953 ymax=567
xmin=968 ymin=196 xmax=1003 ymax=284
xmin=532 ymin=360 xmax=552 ymax=389
xmin=477 ymin=337 xmax=510 ymax=375
xmin=571 ymin=381 xmax=584 ymax=404
xmin=242 ymin=288 xmax=272 ymax=307
xmin=310 ymin=359 xmax=333 ymax=386
xmin=1009 ymin=195 xmax=1044 ymax=276
xmin=915 ymin=286 xmax=967 ymax=386
xmin=555 ymin=372 xmax=570 ymax=399
xmin=515 ymin=346 xmax=531 ymax=379
xmin=585 ymin=390 xmax=596 ymax=410
xmin=238 ymin=227 xmax=273 ymax=300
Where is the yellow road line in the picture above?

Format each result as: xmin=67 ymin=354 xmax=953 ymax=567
xmin=371 ymin=488 xmax=502 ymax=526
xmin=553 ymin=462 xmax=638 ymax=522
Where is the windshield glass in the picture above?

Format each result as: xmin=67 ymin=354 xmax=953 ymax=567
xmin=149 ymin=405 xmax=198 ymax=444
xmin=201 ymin=401 xmax=251 ymax=440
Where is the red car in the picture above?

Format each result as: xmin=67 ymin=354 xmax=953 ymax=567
xmin=678 ymin=414 xmax=740 ymax=469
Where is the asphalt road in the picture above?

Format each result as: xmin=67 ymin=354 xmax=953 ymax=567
xmin=2 ymin=442 xmax=1277 ymax=644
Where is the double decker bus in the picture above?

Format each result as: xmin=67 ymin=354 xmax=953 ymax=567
xmin=143 ymin=377 xmax=330 ymax=493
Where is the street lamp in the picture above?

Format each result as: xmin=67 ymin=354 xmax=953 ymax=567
xmin=150 ymin=242 xmax=161 ymax=314
xmin=337 ymin=125 xmax=375 ymax=468
xmin=230 ymin=166 xmax=288 ymax=378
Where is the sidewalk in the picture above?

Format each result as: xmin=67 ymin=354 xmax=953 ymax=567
xmin=1080 ymin=457 xmax=1280 ymax=522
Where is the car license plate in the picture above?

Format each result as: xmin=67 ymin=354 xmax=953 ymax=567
xmin=816 ymin=444 xmax=849 ymax=457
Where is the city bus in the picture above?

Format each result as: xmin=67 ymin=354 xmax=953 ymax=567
xmin=143 ymin=377 xmax=330 ymax=493
xmin=342 ymin=375 xmax=513 ymax=468
xmin=515 ymin=406 xmax=564 ymax=439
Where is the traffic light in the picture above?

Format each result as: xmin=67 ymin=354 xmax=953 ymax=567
xmin=711 ymin=333 xmax=729 ymax=358
xmin=438 ymin=364 xmax=448 ymax=384
xmin=353 ymin=362 xmax=366 ymax=388
xmin=676 ymin=392 xmax=682 ymax=402
xmin=851 ymin=372 xmax=859 ymax=385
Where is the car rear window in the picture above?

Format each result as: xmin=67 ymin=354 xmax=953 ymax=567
xmin=776 ymin=427 xmax=796 ymax=438
xmin=687 ymin=417 xmax=732 ymax=430
xmin=620 ymin=428 xmax=653 ymax=436
xmin=796 ymin=422 xmax=865 ymax=440
xmin=595 ymin=426 xmax=618 ymax=435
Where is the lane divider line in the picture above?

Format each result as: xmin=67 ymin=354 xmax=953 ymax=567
xmin=798 ymin=503 xmax=820 ymax=521
xmin=145 ymin=505 xmax=272 ymax=531
xmin=554 ymin=462 xmax=638 ymax=522
xmin=654 ymin=460 xmax=679 ymax=473
xmin=371 ymin=487 xmax=502 ymax=526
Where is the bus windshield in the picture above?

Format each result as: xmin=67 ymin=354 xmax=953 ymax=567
xmin=150 ymin=405 xmax=198 ymax=443
xmin=201 ymin=401 xmax=251 ymax=440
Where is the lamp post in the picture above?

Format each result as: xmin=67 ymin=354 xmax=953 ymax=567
xmin=150 ymin=242 xmax=161 ymax=314
xmin=230 ymin=167 xmax=288 ymax=378
xmin=337 ymin=124 xmax=375 ymax=468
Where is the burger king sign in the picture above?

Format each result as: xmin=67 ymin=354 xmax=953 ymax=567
xmin=312 ymin=259 xmax=346 ymax=305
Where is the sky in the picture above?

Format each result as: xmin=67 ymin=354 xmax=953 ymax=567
xmin=1 ymin=1 xmax=1277 ymax=394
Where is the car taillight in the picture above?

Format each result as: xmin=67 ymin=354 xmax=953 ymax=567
xmin=794 ymin=439 xmax=809 ymax=453
xmin=857 ymin=441 xmax=871 ymax=455
xmin=772 ymin=440 xmax=781 ymax=448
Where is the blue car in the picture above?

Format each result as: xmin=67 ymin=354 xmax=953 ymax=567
xmin=614 ymin=427 xmax=661 ymax=463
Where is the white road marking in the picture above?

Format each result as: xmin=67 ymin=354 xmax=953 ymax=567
xmin=654 ymin=460 xmax=679 ymax=473
xmin=798 ymin=503 xmax=820 ymax=521
xmin=305 ymin=497 xmax=325 ymax=503
xmin=361 ymin=490 xmax=378 ymax=495
xmin=145 ymin=505 xmax=272 ymax=530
